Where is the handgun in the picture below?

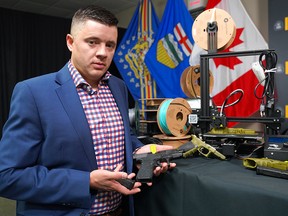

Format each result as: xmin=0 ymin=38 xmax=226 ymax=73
xmin=133 ymin=148 xmax=185 ymax=183
xmin=118 ymin=146 xmax=188 ymax=187
xmin=183 ymin=135 xmax=226 ymax=160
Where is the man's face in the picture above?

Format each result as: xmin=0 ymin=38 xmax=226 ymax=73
xmin=66 ymin=20 xmax=118 ymax=87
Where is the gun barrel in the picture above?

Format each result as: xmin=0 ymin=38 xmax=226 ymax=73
xmin=257 ymin=166 xmax=288 ymax=180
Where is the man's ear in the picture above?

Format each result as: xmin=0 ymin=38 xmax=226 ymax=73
xmin=66 ymin=34 xmax=73 ymax=51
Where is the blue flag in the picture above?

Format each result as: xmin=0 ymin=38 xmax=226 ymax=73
xmin=113 ymin=0 xmax=164 ymax=105
xmin=144 ymin=0 xmax=194 ymax=98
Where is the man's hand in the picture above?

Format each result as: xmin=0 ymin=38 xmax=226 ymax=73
xmin=89 ymin=164 xmax=141 ymax=195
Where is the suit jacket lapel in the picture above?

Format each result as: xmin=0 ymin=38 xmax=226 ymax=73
xmin=108 ymin=77 xmax=134 ymax=172
xmin=54 ymin=65 xmax=97 ymax=170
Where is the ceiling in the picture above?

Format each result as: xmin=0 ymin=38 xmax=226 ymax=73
xmin=0 ymin=0 xmax=139 ymax=19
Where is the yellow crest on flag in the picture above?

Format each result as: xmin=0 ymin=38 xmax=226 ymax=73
xmin=156 ymin=34 xmax=183 ymax=69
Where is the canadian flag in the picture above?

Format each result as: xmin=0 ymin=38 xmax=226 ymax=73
xmin=190 ymin=0 xmax=268 ymax=127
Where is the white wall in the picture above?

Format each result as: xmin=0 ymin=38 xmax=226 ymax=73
xmin=116 ymin=0 xmax=268 ymax=42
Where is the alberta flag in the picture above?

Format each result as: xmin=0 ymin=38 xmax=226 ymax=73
xmin=144 ymin=0 xmax=194 ymax=98
xmin=190 ymin=0 xmax=268 ymax=127
xmin=113 ymin=0 xmax=164 ymax=105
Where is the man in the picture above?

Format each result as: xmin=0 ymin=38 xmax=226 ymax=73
xmin=0 ymin=5 xmax=175 ymax=216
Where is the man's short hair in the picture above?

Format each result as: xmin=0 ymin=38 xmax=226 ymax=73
xmin=70 ymin=5 xmax=118 ymax=35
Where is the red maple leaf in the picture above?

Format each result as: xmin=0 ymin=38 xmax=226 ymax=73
xmin=213 ymin=28 xmax=244 ymax=70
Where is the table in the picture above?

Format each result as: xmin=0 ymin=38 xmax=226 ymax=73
xmin=134 ymin=157 xmax=288 ymax=216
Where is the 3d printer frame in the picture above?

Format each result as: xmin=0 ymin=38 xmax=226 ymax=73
xmin=195 ymin=49 xmax=283 ymax=135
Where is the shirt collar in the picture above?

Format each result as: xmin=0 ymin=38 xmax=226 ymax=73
xmin=68 ymin=61 xmax=111 ymax=93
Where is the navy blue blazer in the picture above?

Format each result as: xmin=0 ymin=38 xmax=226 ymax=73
xmin=0 ymin=63 xmax=143 ymax=216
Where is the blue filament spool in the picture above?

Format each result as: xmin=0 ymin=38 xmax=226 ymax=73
xmin=157 ymin=98 xmax=192 ymax=137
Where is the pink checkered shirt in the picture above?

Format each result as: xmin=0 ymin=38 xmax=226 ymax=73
xmin=68 ymin=62 xmax=125 ymax=215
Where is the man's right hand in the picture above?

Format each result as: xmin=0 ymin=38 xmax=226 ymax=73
xmin=89 ymin=164 xmax=141 ymax=195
